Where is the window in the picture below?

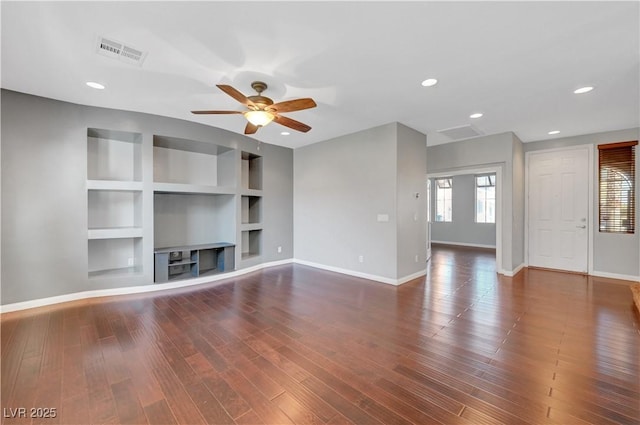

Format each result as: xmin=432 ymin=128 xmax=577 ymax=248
xmin=435 ymin=178 xmax=452 ymax=222
xmin=475 ymin=174 xmax=496 ymax=223
xmin=598 ymin=141 xmax=637 ymax=233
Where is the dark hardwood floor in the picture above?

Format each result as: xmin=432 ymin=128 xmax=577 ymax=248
xmin=2 ymin=244 xmax=639 ymax=424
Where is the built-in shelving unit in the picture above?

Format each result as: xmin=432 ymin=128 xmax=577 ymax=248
xmin=153 ymin=135 xmax=237 ymax=273
xmin=87 ymin=128 xmax=145 ymax=279
xmin=85 ymin=129 xmax=268 ymax=285
xmin=240 ymin=152 xmax=263 ymax=260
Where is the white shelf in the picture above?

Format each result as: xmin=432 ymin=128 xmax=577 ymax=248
xmin=240 ymin=189 xmax=263 ymax=197
xmin=241 ymin=252 xmax=261 ymax=261
xmin=240 ymin=223 xmax=263 ymax=231
xmin=153 ymin=182 xmax=235 ymax=195
xmin=89 ymin=266 xmax=143 ymax=279
xmin=88 ymin=227 xmax=143 ymax=239
xmin=87 ymin=180 xmax=143 ymax=191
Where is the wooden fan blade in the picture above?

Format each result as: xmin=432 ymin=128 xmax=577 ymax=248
xmin=269 ymin=98 xmax=317 ymax=113
xmin=217 ymin=84 xmax=254 ymax=107
xmin=191 ymin=110 xmax=243 ymax=115
xmin=244 ymin=122 xmax=259 ymax=135
xmin=274 ymin=115 xmax=312 ymax=133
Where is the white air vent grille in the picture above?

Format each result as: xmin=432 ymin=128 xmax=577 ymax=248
xmin=96 ymin=36 xmax=146 ymax=66
xmin=437 ymin=124 xmax=483 ymax=141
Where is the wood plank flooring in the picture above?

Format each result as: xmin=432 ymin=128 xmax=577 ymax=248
xmin=2 ymin=244 xmax=639 ymax=424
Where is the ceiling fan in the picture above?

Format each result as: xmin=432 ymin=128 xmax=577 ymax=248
xmin=192 ymin=81 xmax=317 ymax=135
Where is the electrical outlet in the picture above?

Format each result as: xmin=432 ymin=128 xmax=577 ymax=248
xmin=127 ymin=257 xmax=134 ymax=267
xmin=415 ymin=255 xmax=419 ymax=263
xmin=358 ymin=255 xmax=364 ymax=263
xmin=277 ymin=246 xmax=282 ymax=253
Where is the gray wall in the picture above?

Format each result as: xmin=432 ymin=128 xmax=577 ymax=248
xmin=525 ymin=128 xmax=639 ymax=277
xmin=430 ymin=174 xmax=497 ymax=247
xmin=427 ymin=132 xmax=524 ymax=272
xmin=511 ymin=133 xmax=525 ymax=268
xmin=294 ymin=122 xmax=427 ymax=281
xmin=396 ymin=124 xmax=428 ymax=278
xmin=294 ymin=123 xmax=398 ymax=279
xmin=1 ymin=90 xmax=294 ymax=305
xmin=261 ymin=142 xmax=294 ymax=264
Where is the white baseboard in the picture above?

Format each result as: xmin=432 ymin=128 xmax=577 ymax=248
xmin=397 ymin=269 xmax=429 ymax=285
xmin=500 ymin=262 xmax=525 ymax=277
xmin=431 ymin=240 xmax=496 ymax=249
xmin=0 ymin=259 xmax=294 ymax=314
xmin=590 ymin=270 xmax=640 ymax=282
xmin=293 ymin=259 xmax=426 ymax=286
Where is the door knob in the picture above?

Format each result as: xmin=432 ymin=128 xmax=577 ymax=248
xmin=576 ymin=225 xmax=586 ymax=229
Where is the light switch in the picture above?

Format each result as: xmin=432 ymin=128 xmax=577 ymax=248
xmin=377 ymin=214 xmax=389 ymax=222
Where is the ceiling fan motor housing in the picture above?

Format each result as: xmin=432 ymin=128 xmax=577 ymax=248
xmin=248 ymin=81 xmax=273 ymax=108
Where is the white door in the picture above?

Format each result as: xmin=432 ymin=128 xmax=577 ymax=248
xmin=528 ymin=147 xmax=589 ymax=273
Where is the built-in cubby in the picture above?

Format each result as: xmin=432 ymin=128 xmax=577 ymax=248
xmin=87 ymin=128 xmax=142 ymax=182
xmin=153 ymin=193 xmax=236 ymax=248
xmin=88 ymin=189 xmax=142 ymax=231
xmin=88 ymin=237 xmax=143 ymax=278
xmin=241 ymin=195 xmax=262 ymax=224
xmin=241 ymin=229 xmax=262 ymax=260
xmin=241 ymin=152 xmax=263 ymax=191
xmin=153 ymin=135 xmax=236 ymax=192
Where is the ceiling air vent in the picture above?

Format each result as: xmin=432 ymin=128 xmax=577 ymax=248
xmin=96 ymin=36 xmax=147 ymax=66
xmin=437 ymin=124 xmax=483 ymax=141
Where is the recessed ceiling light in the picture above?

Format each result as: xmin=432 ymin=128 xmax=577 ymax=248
xmin=421 ymin=78 xmax=438 ymax=87
xmin=470 ymin=113 xmax=483 ymax=119
xmin=573 ymin=86 xmax=594 ymax=94
xmin=548 ymin=130 xmax=560 ymax=135
xmin=86 ymin=81 xmax=105 ymax=90
xmin=280 ymin=131 xmax=290 ymax=136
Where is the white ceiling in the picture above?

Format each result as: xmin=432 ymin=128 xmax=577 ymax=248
xmin=2 ymin=1 xmax=639 ymax=149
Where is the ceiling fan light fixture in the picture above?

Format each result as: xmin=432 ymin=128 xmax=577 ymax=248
xmin=244 ymin=110 xmax=275 ymax=127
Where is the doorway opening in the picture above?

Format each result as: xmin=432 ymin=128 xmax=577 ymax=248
xmin=427 ymin=165 xmax=503 ymax=274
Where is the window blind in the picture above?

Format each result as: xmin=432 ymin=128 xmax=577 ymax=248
xmin=598 ymin=141 xmax=637 ymax=233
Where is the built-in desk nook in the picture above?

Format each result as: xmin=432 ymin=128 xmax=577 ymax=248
xmin=154 ymin=243 xmax=235 ymax=283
